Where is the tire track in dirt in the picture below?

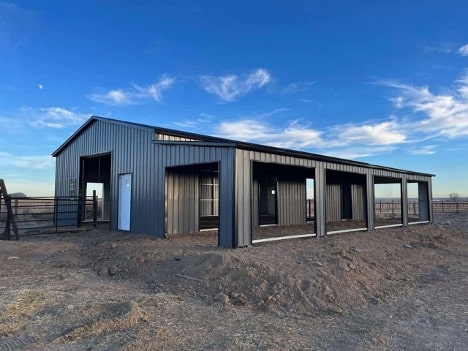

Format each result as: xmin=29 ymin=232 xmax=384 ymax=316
xmin=0 ymin=335 xmax=37 ymax=351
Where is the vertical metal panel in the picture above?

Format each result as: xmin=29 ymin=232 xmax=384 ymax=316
xmin=252 ymin=178 xmax=259 ymax=229
xmin=165 ymin=171 xmax=199 ymax=234
xmin=351 ymin=184 xmax=366 ymax=220
xmin=218 ymin=148 xmax=236 ymax=248
xmin=315 ymin=163 xmax=327 ymax=237
xmin=427 ymin=179 xmax=433 ymax=223
xmin=401 ymin=177 xmax=408 ymax=226
xmin=418 ymin=181 xmax=429 ymax=221
xmin=234 ymin=150 xmax=252 ymax=247
xmin=326 ymin=183 xmax=341 ymax=222
xmin=366 ymin=171 xmax=375 ymax=230
xmin=277 ymin=179 xmax=306 ymax=225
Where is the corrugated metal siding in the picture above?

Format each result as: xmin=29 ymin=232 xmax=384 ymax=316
xmin=277 ymin=179 xmax=306 ymax=225
xmin=251 ymin=178 xmax=259 ymax=228
xmin=351 ymin=184 xmax=366 ymax=220
xmin=401 ymin=177 xmax=408 ymax=226
xmin=314 ymin=163 xmax=326 ymax=237
xmin=166 ymin=171 xmax=199 ymax=234
xmin=326 ymin=183 xmax=341 ymax=222
xmin=55 ymin=120 xmax=157 ymax=235
xmin=235 ymin=153 xmax=253 ymax=246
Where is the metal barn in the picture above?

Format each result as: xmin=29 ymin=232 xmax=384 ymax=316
xmin=52 ymin=116 xmax=434 ymax=248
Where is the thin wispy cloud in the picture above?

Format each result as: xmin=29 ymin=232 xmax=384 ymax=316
xmin=28 ymin=107 xmax=87 ymax=128
xmin=214 ymin=116 xmax=408 ymax=159
xmin=407 ymin=145 xmax=437 ymax=155
xmin=0 ymin=1 xmax=36 ymax=50
xmin=91 ymin=89 xmax=132 ymax=105
xmin=333 ymin=119 xmax=406 ymax=145
xmin=321 ymin=145 xmax=398 ymax=160
xmin=424 ymin=45 xmax=454 ymax=55
xmin=200 ymin=68 xmax=271 ymax=101
xmin=0 ymin=151 xmax=54 ymax=169
xmin=0 ymin=106 xmax=87 ymax=130
xmin=215 ymin=119 xmax=325 ymax=149
xmin=382 ymin=73 xmax=468 ymax=138
xmin=281 ymin=81 xmax=314 ymax=94
xmin=423 ymin=44 xmax=468 ymax=57
xmin=457 ymin=44 xmax=468 ymax=56
xmin=89 ymin=75 xmax=175 ymax=105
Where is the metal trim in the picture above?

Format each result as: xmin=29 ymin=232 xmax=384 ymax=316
xmin=252 ymin=233 xmax=317 ymax=244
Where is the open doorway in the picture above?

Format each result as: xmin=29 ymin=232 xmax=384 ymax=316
xmin=85 ymin=182 xmax=105 ymax=222
xmin=407 ymin=181 xmax=430 ymax=224
xmin=325 ymin=170 xmax=367 ymax=234
xmin=374 ymin=177 xmax=402 ymax=228
xmin=79 ymin=153 xmax=111 ymax=224
xmin=306 ymin=178 xmax=315 ymax=223
xmin=252 ymin=162 xmax=315 ymax=243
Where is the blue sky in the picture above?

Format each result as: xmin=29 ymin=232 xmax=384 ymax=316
xmin=0 ymin=0 xmax=467 ymax=197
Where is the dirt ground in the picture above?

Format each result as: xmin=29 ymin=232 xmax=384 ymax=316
xmin=0 ymin=212 xmax=467 ymax=350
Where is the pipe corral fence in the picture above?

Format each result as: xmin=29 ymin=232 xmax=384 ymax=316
xmin=306 ymin=199 xmax=467 ymax=218
xmin=0 ymin=193 xmax=100 ymax=240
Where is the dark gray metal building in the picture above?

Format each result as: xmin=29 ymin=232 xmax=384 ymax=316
xmin=52 ymin=116 xmax=434 ymax=248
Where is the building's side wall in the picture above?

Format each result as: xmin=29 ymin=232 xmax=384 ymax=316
xmin=55 ymin=120 xmax=157 ymax=235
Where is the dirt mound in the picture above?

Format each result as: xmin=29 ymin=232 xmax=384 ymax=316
xmin=169 ymin=247 xmax=400 ymax=316
xmin=88 ymin=238 xmax=428 ymax=318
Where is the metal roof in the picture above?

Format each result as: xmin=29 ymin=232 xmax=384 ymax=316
xmin=52 ymin=115 xmax=435 ymax=177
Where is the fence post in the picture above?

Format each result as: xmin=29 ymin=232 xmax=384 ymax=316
xmin=77 ymin=195 xmax=83 ymax=228
xmin=4 ymin=195 xmax=11 ymax=240
xmin=456 ymin=200 xmax=459 ymax=214
xmin=93 ymin=190 xmax=97 ymax=228
xmin=54 ymin=197 xmax=58 ymax=232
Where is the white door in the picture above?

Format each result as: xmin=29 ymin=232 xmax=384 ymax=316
xmin=118 ymin=174 xmax=132 ymax=231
